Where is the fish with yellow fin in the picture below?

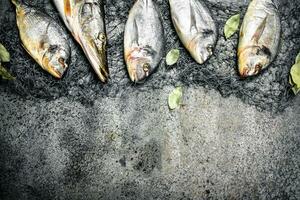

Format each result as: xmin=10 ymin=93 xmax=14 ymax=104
xmin=53 ymin=0 xmax=109 ymax=83
xmin=12 ymin=0 xmax=71 ymax=78
xmin=238 ymin=0 xmax=281 ymax=77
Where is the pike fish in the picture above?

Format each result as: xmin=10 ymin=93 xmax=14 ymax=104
xmin=238 ymin=0 xmax=281 ymax=77
xmin=124 ymin=0 xmax=164 ymax=82
xmin=53 ymin=0 xmax=108 ymax=82
xmin=12 ymin=0 xmax=70 ymax=78
xmin=169 ymin=0 xmax=217 ymax=64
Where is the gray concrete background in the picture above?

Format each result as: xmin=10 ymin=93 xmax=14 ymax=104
xmin=0 ymin=0 xmax=300 ymax=199
xmin=0 ymin=88 xmax=299 ymax=199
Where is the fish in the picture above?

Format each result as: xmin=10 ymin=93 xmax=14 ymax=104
xmin=124 ymin=0 xmax=165 ymax=82
xmin=238 ymin=0 xmax=281 ymax=77
xmin=169 ymin=0 xmax=217 ymax=64
xmin=53 ymin=0 xmax=109 ymax=83
xmin=12 ymin=0 xmax=70 ymax=78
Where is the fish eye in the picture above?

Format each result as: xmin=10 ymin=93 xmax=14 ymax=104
xmin=256 ymin=49 xmax=260 ymax=55
xmin=58 ymin=57 xmax=65 ymax=66
xmin=48 ymin=45 xmax=58 ymax=54
xmin=143 ymin=63 xmax=150 ymax=72
xmin=206 ymin=45 xmax=213 ymax=54
xmin=255 ymin=63 xmax=262 ymax=72
xmin=99 ymin=33 xmax=106 ymax=41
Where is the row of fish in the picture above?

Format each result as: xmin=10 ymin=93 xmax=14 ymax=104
xmin=12 ymin=0 xmax=108 ymax=82
xmin=11 ymin=0 xmax=281 ymax=83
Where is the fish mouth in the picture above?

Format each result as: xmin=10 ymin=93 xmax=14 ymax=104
xmin=128 ymin=67 xmax=139 ymax=82
xmin=47 ymin=64 xmax=68 ymax=79
xmin=239 ymin=67 xmax=256 ymax=78
xmin=48 ymin=63 xmax=68 ymax=79
xmin=239 ymin=64 xmax=263 ymax=78
xmin=194 ymin=54 xmax=205 ymax=64
xmin=188 ymin=35 xmax=213 ymax=64
xmin=125 ymin=49 xmax=152 ymax=83
xmin=127 ymin=64 xmax=149 ymax=83
xmin=238 ymin=51 xmax=265 ymax=78
xmin=42 ymin=55 xmax=68 ymax=79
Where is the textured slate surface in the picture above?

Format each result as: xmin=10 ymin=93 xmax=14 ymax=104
xmin=0 ymin=0 xmax=300 ymax=199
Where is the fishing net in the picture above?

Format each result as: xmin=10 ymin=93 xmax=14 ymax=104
xmin=0 ymin=0 xmax=299 ymax=112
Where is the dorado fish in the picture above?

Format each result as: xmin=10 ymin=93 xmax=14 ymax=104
xmin=169 ymin=0 xmax=217 ymax=64
xmin=238 ymin=0 xmax=281 ymax=77
xmin=124 ymin=0 xmax=164 ymax=82
xmin=12 ymin=0 xmax=70 ymax=78
xmin=53 ymin=0 xmax=108 ymax=83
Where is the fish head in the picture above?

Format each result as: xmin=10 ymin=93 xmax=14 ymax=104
xmin=238 ymin=45 xmax=271 ymax=77
xmin=79 ymin=31 xmax=108 ymax=82
xmin=76 ymin=2 xmax=109 ymax=82
xmin=126 ymin=46 xmax=156 ymax=82
xmin=188 ymin=30 xmax=216 ymax=64
xmin=42 ymin=45 xmax=70 ymax=78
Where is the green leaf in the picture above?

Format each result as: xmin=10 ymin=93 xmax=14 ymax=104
xmin=166 ymin=49 xmax=180 ymax=66
xmin=290 ymin=62 xmax=300 ymax=95
xmin=0 ymin=43 xmax=10 ymax=62
xmin=295 ymin=52 xmax=300 ymax=64
xmin=224 ymin=14 xmax=240 ymax=40
xmin=168 ymin=86 xmax=183 ymax=110
xmin=0 ymin=64 xmax=15 ymax=80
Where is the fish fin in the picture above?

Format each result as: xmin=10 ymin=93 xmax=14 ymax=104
xmin=144 ymin=0 xmax=149 ymax=8
xmin=11 ymin=0 xmax=22 ymax=7
xmin=271 ymin=0 xmax=280 ymax=9
xmin=251 ymin=15 xmax=268 ymax=44
xmin=172 ymin=15 xmax=181 ymax=30
xmin=189 ymin=0 xmax=198 ymax=32
xmin=261 ymin=45 xmax=272 ymax=58
xmin=131 ymin=19 xmax=140 ymax=47
xmin=144 ymin=0 xmax=155 ymax=15
xmin=64 ymin=0 xmax=71 ymax=17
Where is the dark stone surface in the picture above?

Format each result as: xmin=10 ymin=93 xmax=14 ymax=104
xmin=0 ymin=0 xmax=299 ymax=199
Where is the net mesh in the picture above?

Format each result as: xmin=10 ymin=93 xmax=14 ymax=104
xmin=0 ymin=0 xmax=299 ymax=112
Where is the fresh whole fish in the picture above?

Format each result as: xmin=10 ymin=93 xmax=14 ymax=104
xmin=12 ymin=0 xmax=70 ymax=78
xmin=124 ymin=0 xmax=164 ymax=82
xmin=169 ymin=0 xmax=217 ymax=64
xmin=53 ymin=0 xmax=108 ymax=83
xmin=238 ymin=0 xmax=281 ymax=77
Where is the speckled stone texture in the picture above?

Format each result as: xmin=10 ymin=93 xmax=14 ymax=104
xmin=0 ymin=89 xmax=299 ymax=200
xmin=0 ymin=0 xmax=300 ymax=199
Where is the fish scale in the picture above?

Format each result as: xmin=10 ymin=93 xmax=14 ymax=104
xmin=124 ymin=0 xmax=164 ymax=82
xmin=53 ymin=0 xmax=109 ymax=83
xmin=169 ymin=0 xmax=217 ymax=64
xmin=12 ymin=0 xmax=71 ymax=78
xmin=238 ymin=0 xmax=281 ymax=77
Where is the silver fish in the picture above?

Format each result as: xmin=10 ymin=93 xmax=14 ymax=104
xmin=169 ymin=0 xmax=217 ymax=64
xmin=124 ymin=0 xmax=164 ymax=82
xmin=12 ymin=0 xmax=70 ymax=78
xmin=238 ymin=0 xmax=281 ymax=77
xmin=53 ymin=0 xmax=109 ymax=83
